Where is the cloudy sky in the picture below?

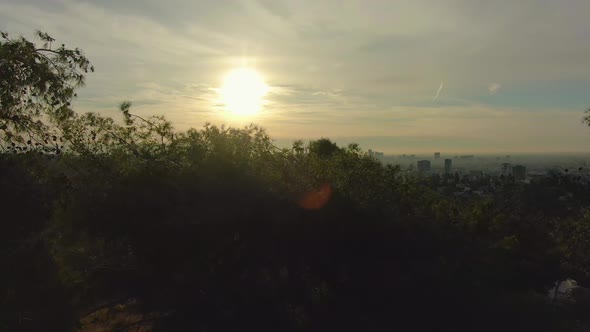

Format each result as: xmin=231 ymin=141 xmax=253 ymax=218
xmin=2 ymin=0 xmax=590 ymax=153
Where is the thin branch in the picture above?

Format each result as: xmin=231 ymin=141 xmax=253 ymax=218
xmin=108 ymin=132 xmax=142 ymax=158
xmin=128 ymin=113 xmax=153 ymax=127
xmin=35 ymin=51 xmax=82 ymax=87
xmin=34 ymin=48 xmax=61 ymax=54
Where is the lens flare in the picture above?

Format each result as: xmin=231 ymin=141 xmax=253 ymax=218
xmin=299 ymin=184 xmax=333 ymax=210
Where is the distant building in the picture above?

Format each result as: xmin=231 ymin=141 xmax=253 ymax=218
xmin=444 ymin=159 xmax=452 ymax=174
xmin=417 ymin=160 xmax=431 ymax=173
xmin=469 ymin=170 xmax=483 ymax=179
xmin=368 ymin=149 xmax=384 ymax=158
xmin=501 ymin=163 xmax=512 ymax=176
xmin=459 ymin=155 xmax=475 ymax=160
xmin=434 ymin=152 xmax=441 ymax=159
xmin=513 ymin=165 xmax=527 ymax=181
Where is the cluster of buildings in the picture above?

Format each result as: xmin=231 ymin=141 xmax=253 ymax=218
xmin=411 ymin=153 xmax=537 ymax=199
xmin=416 ymin=152 xmax=528 ymax=182
xmin=417 ymin=155 xmax=455 ymax=175
xmin=369 ymin=149 xmax=588 ymax=200
xmin=368 ymin=149 xmax=384 ymax=158
xmin=501 ymin=163 xmax=527 ymax=181
xmin=371 ymin=150 xmax=538 ymax=184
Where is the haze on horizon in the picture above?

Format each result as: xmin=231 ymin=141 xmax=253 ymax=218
xmin=2 ymin=0 xmax=590 ymax=153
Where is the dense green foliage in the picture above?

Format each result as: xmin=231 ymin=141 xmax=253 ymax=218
xmin=1 ymin=32 xmax=590 ymax=332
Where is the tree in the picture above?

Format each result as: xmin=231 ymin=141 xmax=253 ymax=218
xmin=0 ymin=31 xmax=93 ymax=145
xmin=308 ymin=138 xmax=341 ymax=158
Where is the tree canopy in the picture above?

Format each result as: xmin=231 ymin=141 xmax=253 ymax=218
xmin=0 ymin=31 xmax=93 ymax=145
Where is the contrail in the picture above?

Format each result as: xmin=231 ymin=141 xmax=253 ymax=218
xmin=433 ymin=81 xmax=444 ymax=101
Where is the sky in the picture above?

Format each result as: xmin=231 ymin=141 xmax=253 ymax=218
xmin=1 ymin=0 xmax=590 ymax=153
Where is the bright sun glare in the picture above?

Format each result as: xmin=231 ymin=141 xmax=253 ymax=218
xmin=219 ymin=67 xmax=269 ymax=116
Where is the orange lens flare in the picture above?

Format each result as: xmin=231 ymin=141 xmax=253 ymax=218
xmin=299 ymin=184 xmax=333 ymax=210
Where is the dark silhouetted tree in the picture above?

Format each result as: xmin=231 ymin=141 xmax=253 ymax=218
xmin=308 ymin=138 xmax=341 ymax=158
xmin=0 ymin=31 xmax=93 ymax=144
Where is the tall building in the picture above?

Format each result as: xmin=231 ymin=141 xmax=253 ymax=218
xmin=417 ymin=160 xmax=431 ymax=173
xmin=501 ymin=163 xmax=512 ymax=176
xmin=434 ymin=152 xmax=441 ymax=159
xmin=513 ymin=165 xmax=527 ymax=181
xmin=444 ymin=159 xmax=452 ymax=174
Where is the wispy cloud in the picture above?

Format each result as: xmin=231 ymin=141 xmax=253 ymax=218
xmin=433 ymin=81 xmax=444 ymax=101
xmin=1 ymin=0 xmax=590 ymax=152
xmin=488 ymin=83 xmax=502 ymax=95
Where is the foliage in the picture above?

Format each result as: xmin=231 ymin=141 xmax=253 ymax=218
xmin=0 ymin=31 xmax=93 ymax=146
xmin=308 ymin=138 xmax=341 ymax=158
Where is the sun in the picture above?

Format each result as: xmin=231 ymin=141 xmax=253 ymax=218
xmin=219 ymin=67 xmax=269 ymax=116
